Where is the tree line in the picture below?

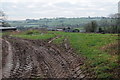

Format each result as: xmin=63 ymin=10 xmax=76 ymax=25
xmin=84 ymin=13 xmax=120 ymax=33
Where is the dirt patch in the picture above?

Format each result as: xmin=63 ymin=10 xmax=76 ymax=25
xmin=2 ymin=36 xmax=85 ymax=78
xmin=100 ymin=42 xmax=119 ymax=55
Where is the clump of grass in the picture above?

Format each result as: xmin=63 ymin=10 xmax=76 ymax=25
xmin=23 ymin=30 xmax=41 ymax=35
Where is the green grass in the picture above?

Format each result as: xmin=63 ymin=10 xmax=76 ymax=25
xmin=12 ymin=30 xmax=56 ymax=40
xmin=53 ymin=36 xmax=65 ymax=44
xmin=13 ymin=34 xmax=55 ymax=40
xmin=71 ymin=33 xmax=118 ymax=78
xmin=0 ymin=33 xmax=2 ymax=35
xmin=51 ymin=31 xmax=118 ymax=78
xmin=49 ymin=31 xmax=67 ymax=44
xmin=0 ymin=33 xmax=2 ymax=37
xmin=1 ymin=32 xmax=12 ymax=36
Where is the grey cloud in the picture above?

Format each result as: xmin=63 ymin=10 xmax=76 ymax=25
xmin=1 ymin=1 xmax=119 ymax=20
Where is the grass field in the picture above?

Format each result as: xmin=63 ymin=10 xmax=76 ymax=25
xmin=69 ymin=33 xmax=118 ymax=78
xmin=13 ymin=34 xmax=55 ymax=40
xmin=51 ymin=31 xmax=118 ymax=78
xmin=6 ymin=30 xmax=119 ymax=78
xmin=12 ymin=30 xmax=56 ymax=40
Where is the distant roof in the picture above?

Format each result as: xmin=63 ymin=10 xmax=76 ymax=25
xmin=0 ymin=27 xmax=16 ymax=30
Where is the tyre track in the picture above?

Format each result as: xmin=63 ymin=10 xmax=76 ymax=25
xmin=2 ymin=36 xmax=85 ymax=78
xmin=2 ymin=38 xmax=13 ymax=78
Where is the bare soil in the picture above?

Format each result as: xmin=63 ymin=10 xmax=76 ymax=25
xmin=2 ymin=36 xmax=85 ymax=78
xmin=100 ymin=42 xmax=119 ymax=55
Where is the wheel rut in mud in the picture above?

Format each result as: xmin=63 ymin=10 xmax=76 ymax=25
xmin=2 ymin=36 xmax=85 ymax=78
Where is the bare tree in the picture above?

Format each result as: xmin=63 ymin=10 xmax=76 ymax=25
xmin=109 ymin=13 xmax=120 ymax=33
xmin=0 ymin=11 xmax=10 ymax=27
xmin=0 ymin=11 xmax=7 ymax=21
xmin=84 ymin=20 xmax=98 ymax=33
xmin=109 ymin=13 xmax=120 ymax=18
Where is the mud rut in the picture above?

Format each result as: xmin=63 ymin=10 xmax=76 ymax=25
xmin=2 ymin=36 xmax=85 ymax=78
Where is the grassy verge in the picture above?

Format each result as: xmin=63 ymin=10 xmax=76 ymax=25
xmin=0 ymin=32 xmax=2 ymax=36
xmin=51 ymin=31 xmax=118 ymax=78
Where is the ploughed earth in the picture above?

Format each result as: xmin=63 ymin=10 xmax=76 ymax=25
xmin=1 ymin=36 xmax=85 ymax=78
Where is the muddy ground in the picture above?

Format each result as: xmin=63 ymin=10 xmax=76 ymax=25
xmin=1 ymin=36 xmax=85 ymax=78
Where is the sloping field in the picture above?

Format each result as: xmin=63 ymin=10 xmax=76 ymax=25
xmin=1 ymin=30 xmax=119 ymax=78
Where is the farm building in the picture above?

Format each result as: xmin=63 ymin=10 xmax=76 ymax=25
xmin=0 ymin=27 xmax=17 ymax=31
xmin=56 ymin=27 xmax=64 ymax=31
xmin=79 ymin=29 xmax=86 ymax=33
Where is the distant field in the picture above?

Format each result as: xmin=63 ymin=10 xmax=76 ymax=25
xmin=51 ymin=31 xmax=118 ymax=78
xmin=8 ymin=18 xmax=116 ymax=30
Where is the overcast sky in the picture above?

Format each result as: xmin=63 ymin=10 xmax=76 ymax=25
xmin=1 ymin=0 xmax=119 ymax=20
